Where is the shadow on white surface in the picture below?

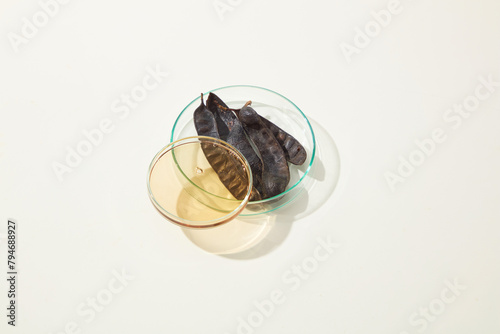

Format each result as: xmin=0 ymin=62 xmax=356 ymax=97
xmin=181 ymin=117 xmax=341 ymax=258
xmin=281 ymin=117 xmax=341 ymax=220
xmin=181 ymin=214 xmax=275 ymax=255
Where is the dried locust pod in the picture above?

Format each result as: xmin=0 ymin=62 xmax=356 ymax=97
xmin=193 ymin=94 xmax=253 ymax=201
xmin=259 ymin=117 xmax=307 ymax=165
xmin=236 ymin=102 xmax=290 ymax=199
xmin=207 ymin=92 xmax=263 ymax=200
xmin=193 ymin=93 xmax=219 ymax=139
xmin=199 ymin=143 xmax=250 ymax=200
xmin=219 ymin=103 xmax=307 ymax=166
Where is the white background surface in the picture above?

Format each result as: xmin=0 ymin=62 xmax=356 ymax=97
xmin=1 ymin=0 xmax=500 ymax=333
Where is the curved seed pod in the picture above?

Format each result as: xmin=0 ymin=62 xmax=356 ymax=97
xmin=206 ymin=93 xmax=230 ymax=140
xmin=207 ymin=93 xmax=263 ymax=199
xmin=200 ymin=144 xmax=250 ymax=200
xmin=259 ymin=117 xmax=307 ymax=165
xmin=220 ymin=104 xmax=307 ymax=166
xmin=237 ymin=102 xmax=290 ymax=199
xmin=193 ymin=93 xmax=220 ymax=139
xmin=194 ymin=94 xmax=260 ymax=201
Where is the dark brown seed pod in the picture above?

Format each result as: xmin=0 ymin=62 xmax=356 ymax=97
xmin=207 ymin=92 xmax=263 ymax=200
xmin=193 ymin=94 xmax=256 ymax=201
xmin=206 ymin=93 xmax=230 ymax=140
xmin=221 ymin=105 xmax=307 ymax=166
xmin=236 ymin=102 xmax=290 ymax=199
xmin=200 ymin=143 xmax=250 ymax=200
xmin=193 ymin=93 xmax=219 ymax=139
xmin=259 ymin=117 xmax=307 ymax=165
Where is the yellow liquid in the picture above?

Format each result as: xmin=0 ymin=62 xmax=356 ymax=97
xmin=148 ymin=139 xmax=250 ymax=228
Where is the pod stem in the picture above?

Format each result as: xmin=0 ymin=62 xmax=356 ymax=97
xmin=215 ymin=101 xmax=240 ymax=112
xmin=214 ymin=100 xmax=251 ymax=113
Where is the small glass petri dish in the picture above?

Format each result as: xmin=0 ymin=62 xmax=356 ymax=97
xmin=147 ymin=136 xmax=252 ymax=228
xmin=171 ymin=85 xmax=316 ymax=216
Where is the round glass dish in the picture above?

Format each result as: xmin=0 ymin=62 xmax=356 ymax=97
xmin=171 ymin=85 xmax=316 ymax=216
xmin=147 ymin=136 xmax=252 ymax=228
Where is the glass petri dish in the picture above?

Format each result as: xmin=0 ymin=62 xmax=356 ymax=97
xmin=147 ymin=136 xmax=252 ymax=228
xmin=171 ymin=85 xmax=316 ymax=216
